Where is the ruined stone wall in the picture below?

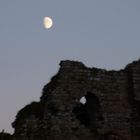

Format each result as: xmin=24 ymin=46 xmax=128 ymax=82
xmin=12 ymin=59 xmax=140 ymax=140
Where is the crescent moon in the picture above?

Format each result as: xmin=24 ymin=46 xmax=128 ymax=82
xmin=44 ymin=17 xmax=53 ymax=29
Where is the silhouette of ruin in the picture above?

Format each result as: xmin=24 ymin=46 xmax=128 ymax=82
xmin=1 ymin=59 xmax=140 ymax=140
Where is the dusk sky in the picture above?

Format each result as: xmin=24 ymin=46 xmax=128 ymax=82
xmin=0 ymin=0 xmax=140 ymax=133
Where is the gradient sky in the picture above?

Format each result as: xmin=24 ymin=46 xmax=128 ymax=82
xmin=0 ymin=0 xmax=140 ymax=133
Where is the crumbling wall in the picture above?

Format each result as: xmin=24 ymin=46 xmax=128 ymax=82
xmin=12 ymin=59 xmax=140 ymax=140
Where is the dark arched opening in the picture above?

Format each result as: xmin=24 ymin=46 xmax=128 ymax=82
xmin=73 ymin=92 xmax=104 ymax=132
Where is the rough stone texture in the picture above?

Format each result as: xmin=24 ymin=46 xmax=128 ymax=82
xmin=11 ymin=59 xmax=140 ymax=140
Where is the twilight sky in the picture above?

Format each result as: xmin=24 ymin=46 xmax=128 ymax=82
xmin=0 ymin=0 xmax=140 ymax=133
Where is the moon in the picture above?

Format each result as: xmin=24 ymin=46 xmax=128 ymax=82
xmin=44 ymin=17 xmax=53 ymax=29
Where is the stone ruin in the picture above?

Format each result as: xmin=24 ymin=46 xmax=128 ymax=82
xmin=2 ymin=59 xmax=140 ymax=140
